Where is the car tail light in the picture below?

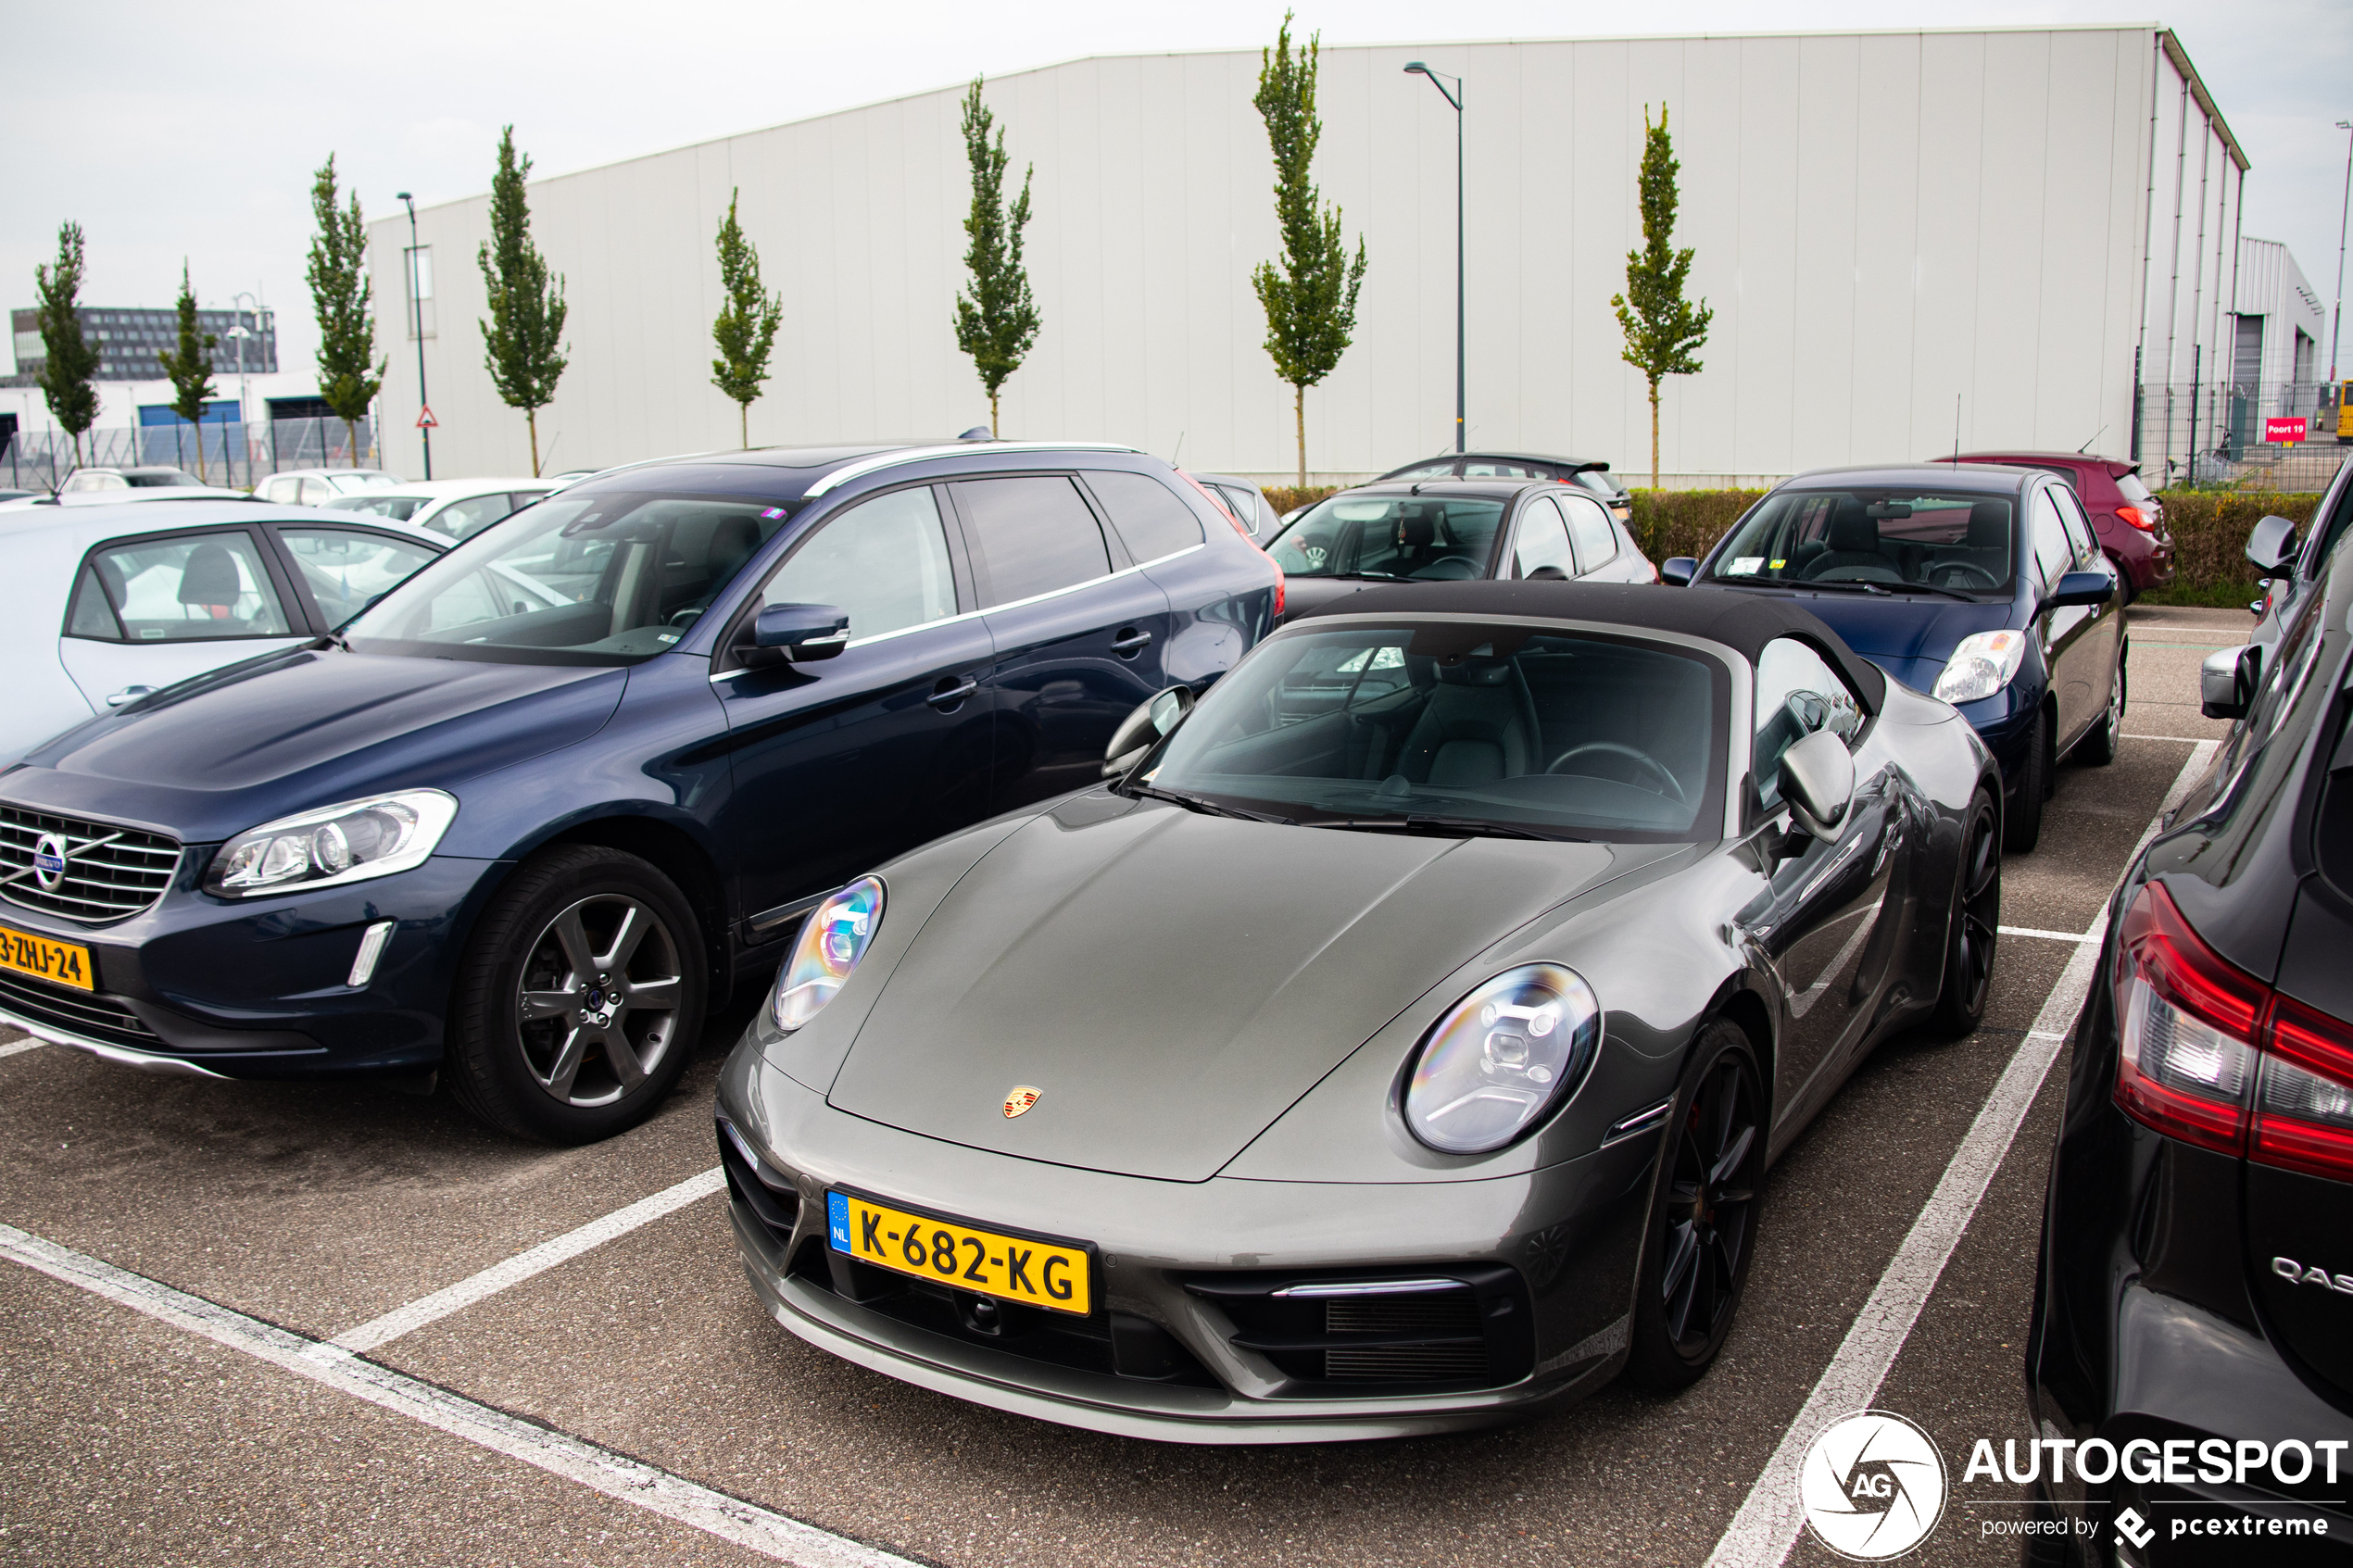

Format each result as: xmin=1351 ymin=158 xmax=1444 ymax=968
xmin=1176 ymin=468 xmax=1283 ymax=616
xmin=2115 ymin=505 xmax=2154 ymax=531
xmin=2113 ymin=883 xmax=2263 ymax=1152
xmin=2255 ymin=997 xmax=2353 ymax=1180
xmin=2112 ymin=882 xmax=2353 ymax=1180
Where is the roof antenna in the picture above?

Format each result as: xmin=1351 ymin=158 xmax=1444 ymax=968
xmin=1170 ymin=431 xmax=1185 ymax=468
xmin=1951 ymin=395 xmax=1961 ymax=465
xmin=2076 ymin=424 xmax=2107 ymax=454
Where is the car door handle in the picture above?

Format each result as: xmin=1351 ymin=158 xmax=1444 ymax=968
xmin=106 ymin=685 xmax=156 ymax=708
xmin=1111 ymin=628 xmax=1153 ymax=657
xmin=926 ymin=676 xmax=979 ymax=709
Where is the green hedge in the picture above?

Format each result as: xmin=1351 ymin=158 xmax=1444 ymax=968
xmin=1626 ymin=489 xmax=1770 ymax=567
xmin=1262 ymin=484 xmax=1338 ymax=517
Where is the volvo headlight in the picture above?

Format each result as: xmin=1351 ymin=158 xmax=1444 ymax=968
xmin=1932 ymin=630 xmax=2030 ymax=705
xmin=1404 ymin=963 xmax=1601 ymax=1154
xmin=205 ymin=789 xmax=457 ymax=897
xmin=772 ymin=877 xmax=883 ymax=1032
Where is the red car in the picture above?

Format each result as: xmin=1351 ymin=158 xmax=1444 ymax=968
xmin=1943 ymin=451 xmax=2173 ymax=599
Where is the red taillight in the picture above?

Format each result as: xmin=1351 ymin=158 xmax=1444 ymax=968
xmin=2111 ymin=883 xmax=2353 ymax=1180
xmin=2115 ymin=505 xmax=2155 ymax=532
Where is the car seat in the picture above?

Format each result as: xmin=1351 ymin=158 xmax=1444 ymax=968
xmin=1802 ymin=499 xmax=1886 ymax=579
xmin=179 ymin=544 xmax=243 ymax=621
xmin=1395 ymin=658 xmax=1542 ymax=787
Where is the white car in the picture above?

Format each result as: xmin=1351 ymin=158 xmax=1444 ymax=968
xmin=254 ymin=469 xmax=405 ymax=507
xmin=0 ymin=468 xmax=248 ymax=508
xmin=321 ymin=477 xmax=555 ymax=542
xmin=4 ymin=500 xmax=448 ymax=768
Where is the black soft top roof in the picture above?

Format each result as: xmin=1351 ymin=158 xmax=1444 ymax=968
xmin=1285 ymin=579 xmax=1887 ymax=710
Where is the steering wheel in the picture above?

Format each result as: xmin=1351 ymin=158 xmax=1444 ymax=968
xmin=1546 ymin=742 xmax=1688 ymax=803
xmin=1409 ymin=555 xmax=1481 ymax=580
xmin=1927 ymin=561 xmax=2000 ymax=591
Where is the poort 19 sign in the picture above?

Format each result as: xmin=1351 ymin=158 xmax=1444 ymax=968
xmin=2267 ymin=416 xmax=2308 ymax=444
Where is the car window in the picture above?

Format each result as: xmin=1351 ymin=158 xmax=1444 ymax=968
xmin=326 ymin=494 xmax=428 ymax=521
xmin=2115 ymin=470 xmax=2156 ymax=508
xmin=508 ymin=488 xmax=550 ymax=512
xmin=428 ymin=492 xmax=521 ymax=542
xmin=1085 ymin=470 xmax=1204 ymax=561
xmin=1464 ymin=458 xmax=1546 ymax=478
xmin=67 ymin=530 xmax=295 ymax=643
xmin=348 ymin=491 xmax=787 ymax=665
xmin=950 ymin=476 xmax=1113 ymax=605
xmin=1510 ymin=496 xmax=1577 ymax=578
xmin=1753 ymin=637 xmax=1863 ymax=807
xmin=760 ymin=484 xmax=956 ymax=642
xmin=1269 ymin=495 xmax=1507 ymax=581
xmin=2050 ymin=484 xmax=2098 ymax=566
xmin=278 ymin=526 xmax=440 ymax=626
xmin=259 ymin=476 xmax=299 ymax=505
xmin=1210 ymin=484 xmax=1257 ymax=533
xmin=1389 ymin=461 xmax=1456 ymax=480
xmin=2030 ymin=489 xmax=2074 ymax=593
xmin=298 ymin=477 xmax=333 ymax=505
xmin=1562 ymin=494 xmax=1618 ymax=570
xmin=1572 ymin=470 xmax=1618 ymax=498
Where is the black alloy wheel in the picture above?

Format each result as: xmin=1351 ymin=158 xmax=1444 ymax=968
xmin=2002 ymin=705 xmax=2050 ymax=854
xmin=1929 ymin=789 xmax=2002 ymax=1038
xmin=448 ymin=845 xmax=707 ymax=1144
xmin=1628 ymin=1021 xmax=1765 ymax=1388
xmin=2077 ymin=653 xmax=2125 ymax=767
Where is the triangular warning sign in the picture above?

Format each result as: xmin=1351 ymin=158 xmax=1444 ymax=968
xmin=416 ymin=405 xmax=438 ymax=429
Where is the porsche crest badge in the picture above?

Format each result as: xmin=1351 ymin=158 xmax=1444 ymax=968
xmin=1002 ymin=1085 xmax=1042 ymax=1119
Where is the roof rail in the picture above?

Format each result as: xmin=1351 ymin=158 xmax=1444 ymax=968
xmin=802 ymin=441 xmax=1142 ymax=497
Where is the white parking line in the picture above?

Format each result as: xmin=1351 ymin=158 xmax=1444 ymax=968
xmin=331 ymin=1165 xmax=726 ymax=1353
xmin=2123 ymin=733 xmax=2218 ymax=744
xmin=1705 ymin=737 xmax=2217 ymax=1568
xmin=1996 ymin=925 xmax=2095 ymax=943
xmin=0 ymin=1037 xmax=43 ymax=1060
xmin=0 ymin=1220 xmax=915 ymax=1568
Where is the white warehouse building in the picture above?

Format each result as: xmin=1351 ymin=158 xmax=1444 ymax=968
xmin=368 ymin=23 xmax=2246 ymax=488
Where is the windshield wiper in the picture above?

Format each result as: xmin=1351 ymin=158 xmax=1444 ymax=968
xmin=1126 ymin=783 xmax=1294 ymax=824
xmin=1879 ymin=581 xmax=1983 ymax=602
xmin=1789 ymin=579 xmax=1891 ymax=597
xmin=1305 ymin=815 xmax=1578 ymax=842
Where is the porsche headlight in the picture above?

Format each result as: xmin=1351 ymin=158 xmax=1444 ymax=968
xmin=205 ymin=789 xmax=457 ymax=897
xmin=1404 ymin=964 xmax=1601 ymax=1154
xmin=1932 ymin=629 xmax=2030 ymax=705
xmin=772 ymin=877 xmax=883 ymax=1032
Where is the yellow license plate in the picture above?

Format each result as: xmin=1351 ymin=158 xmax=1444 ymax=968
xmin=826 ymin=1190 xmax=1092 ymax=1315
xmin=0 ymin=925 xmax=94 ymax=993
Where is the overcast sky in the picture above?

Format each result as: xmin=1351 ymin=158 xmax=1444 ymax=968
xmin=6 ymin=0 xmax=2348 ymax=383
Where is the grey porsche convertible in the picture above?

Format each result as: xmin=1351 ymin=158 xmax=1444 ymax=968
xmin=715 ymin=580 xmax=2004 ymax=1442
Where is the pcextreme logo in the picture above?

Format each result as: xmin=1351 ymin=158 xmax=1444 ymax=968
xmin=1797 ymin=1410 xmax=1949 ymax=1561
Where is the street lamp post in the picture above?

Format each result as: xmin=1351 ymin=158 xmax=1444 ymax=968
xmin=1404 ymin=61 xmax=1465 ymax=455
xmin=397 ymin=192 xmax=432 ymax=480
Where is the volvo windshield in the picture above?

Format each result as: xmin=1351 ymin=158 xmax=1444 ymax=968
xmin=1138 ymin=621 xmax=1727 ymax=842
xmin=344 ymin=490 xmax=792 ymax=664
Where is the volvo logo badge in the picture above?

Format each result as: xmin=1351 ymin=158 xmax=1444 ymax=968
xmin=31 ymin=833 xmax=69 ymax=892
xmin=1002 ymin=1085 xmax=1041 ymax=1119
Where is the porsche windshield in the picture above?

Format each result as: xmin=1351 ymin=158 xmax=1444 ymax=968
xmin=1143 ymin=622 xmax=1727 ymax=841
xmin=1268 ymin=495 xmax=1505 ymax=581
xmin=343 ymin=490 xmax=793 ymax=664
xmin=1705 ymin=488 xmax=2016 ymax=596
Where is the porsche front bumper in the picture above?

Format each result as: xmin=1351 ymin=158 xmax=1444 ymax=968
xmin=716 ymin=1043 xmax=1658 ymax=1444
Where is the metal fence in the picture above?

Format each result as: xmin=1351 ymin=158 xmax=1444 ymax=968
xmin=0 ymin=417 xmax=382 ymax=492
xmin=2133 ymin=376 xmax=2347 ymax=491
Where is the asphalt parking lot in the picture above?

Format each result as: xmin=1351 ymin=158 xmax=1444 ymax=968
xmin=0 ymin=604 xmax=2248 ymax=1566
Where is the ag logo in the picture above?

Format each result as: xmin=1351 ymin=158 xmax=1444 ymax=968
xmin=1796 ymin=1410 xmax=1948 ymax=1560
xmin=1002 ymin=1085 xmax=1041 ymax=1119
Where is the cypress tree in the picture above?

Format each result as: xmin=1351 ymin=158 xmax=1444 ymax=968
xmin=711 ymin=189 xmax=783 ymax=447
xmin=1251 ymin=12 xmax=1366 ymax=487
xmin=477 ymin=126 xmax=569 ymax=476
xmin=33 ymin=221 xmax=100 ymax=473
xmin=952 ymin=78 xmax=1040 ymax=438
xmin=1610 ymin=106 xmax=1714 ymax=490
xmin=157 ymin=263 xmax=220 ymax=483
xmin=308 ymin=154 xmax=385 ymax=470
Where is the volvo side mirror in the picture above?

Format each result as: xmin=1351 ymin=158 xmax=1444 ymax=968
xmin=2201 ymin=644 xmax=2261 ymax=721
xmin=1661 ymin=558 xmax=1698 ymax=586
xmin=1103 ymin=684 xmax=1193 ymax=778
xmin=2045 ymin=570 xmax=2116 ymax=609
xmin=742 ymin=603 xmax=849 ymax=668
xmin=2246 ymin=515 xmax=2299 ymax=575
xmin=1778 ymin=730 xmax=1856 ymax=842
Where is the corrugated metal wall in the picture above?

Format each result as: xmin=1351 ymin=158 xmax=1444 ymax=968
xmin=369 ymin=24 xmax=2242 ymax=485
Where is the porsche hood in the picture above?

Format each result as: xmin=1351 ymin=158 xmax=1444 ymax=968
xmin=826 ymin=798 xmax=1663 ymax=1182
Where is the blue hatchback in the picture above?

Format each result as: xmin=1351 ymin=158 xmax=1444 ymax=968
xmin=0 ymin=442 xmax=1280 ymax=1140
xmin=1666 ymin=464 xmax=2122 ymax=851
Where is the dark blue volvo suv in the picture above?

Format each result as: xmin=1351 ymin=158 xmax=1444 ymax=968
xmin=0 ymin=441 xmax=1280 ymax=1140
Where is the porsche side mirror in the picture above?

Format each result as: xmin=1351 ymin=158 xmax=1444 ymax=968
xmin=2201 ymin=644 xmax=2261 ymax=721
xmin=1778 ymin=730 xmax=1856 ymax=841
xmin=2045 ymin=570 xmax=2115 ymax=610
xmin=2246 ymin=515 xmax=2299 ymax=575
xmin=749 ymin=602 xmax=849 ymax=666
xmin=1103 ymin=684 xmax=1193 ymax=778
xmin=1661 ymin=557 xmax=1698 ymax=586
